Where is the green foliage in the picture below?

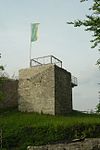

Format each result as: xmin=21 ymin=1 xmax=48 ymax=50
xmin=0 ymin=66 xmax=4 ymax=71
xmin=67 ymin=0 xmax=100 ymax=65
xmin=0 ymin=65 xmax=5 ymax=101
xmin=0 ymin=77 xmax=6 ymax=101
xmin=0 ymin=91 xmax=5 ymax=101
xmin=0 ymin=110 xmax=100 ymax=149
xmin=96 ymin=101 xmax=100 ymax=113
xmin=96 ymin=58 xmax=100 ymax=66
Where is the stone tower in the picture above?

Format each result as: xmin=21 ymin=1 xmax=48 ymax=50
xmin=18 ymin=55 xmax=77 ymax=115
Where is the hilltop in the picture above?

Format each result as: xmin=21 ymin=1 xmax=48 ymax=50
xmin=0 ymin=108 xmax=100 ymax=150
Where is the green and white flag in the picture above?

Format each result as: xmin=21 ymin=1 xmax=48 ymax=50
xmin=31 ymin=23 xmax=40 ymax=42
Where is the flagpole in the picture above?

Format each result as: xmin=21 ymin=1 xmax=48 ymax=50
xmin=29 ymin=24 xmax=32 ymax=67
xmin=29 ymin=42 xmax=32 ymax=67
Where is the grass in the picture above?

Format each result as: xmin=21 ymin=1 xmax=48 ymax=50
xmin=0 ymin=108 xmax=100 ymax=150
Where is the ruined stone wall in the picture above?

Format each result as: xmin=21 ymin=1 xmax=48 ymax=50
xmin=55 ymin=66 xmax=72 ymax=115
xmin=0 ymin=79 xmax=18 ymax=109
xmin=18 ymin=64 xmax=55 ymax=115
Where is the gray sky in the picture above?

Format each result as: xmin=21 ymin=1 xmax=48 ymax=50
xmin=0 ymin=0 xmax=99 ymax=111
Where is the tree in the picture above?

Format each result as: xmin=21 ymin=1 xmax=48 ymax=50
xmin=0 ymin=66 xmax=4 ymax=71
xmin=0 ymin=53 xmax=4 ymax=101
xmin=96 ymin=101 xmax=100 ymax=113
xmin=0 ymin=53 xmax=4 ymax=71
xmin=67 ymin=0 xmax=100 ymax=65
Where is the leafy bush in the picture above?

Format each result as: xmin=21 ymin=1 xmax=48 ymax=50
xmin=96 ymin=102 xmax=100 ymax=113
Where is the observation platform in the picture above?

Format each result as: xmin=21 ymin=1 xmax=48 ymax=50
xmin=30 ymin=55 xmax=78 ymax=87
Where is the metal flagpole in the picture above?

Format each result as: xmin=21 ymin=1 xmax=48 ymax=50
xmin=29 ymin=42 xmax=32 ymax=67
xmin=29 ymin=24 xmax=32 ymax=67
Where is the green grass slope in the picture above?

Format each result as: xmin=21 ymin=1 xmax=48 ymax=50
xmin=0 ymin=109 xmax=100 ymax=150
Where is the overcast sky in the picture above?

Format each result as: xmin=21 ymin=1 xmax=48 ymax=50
xmin=0 ymin=0 xmax=99 ymax=111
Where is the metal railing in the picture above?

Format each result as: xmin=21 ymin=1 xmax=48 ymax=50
xmin=30 ymin=55 xmax=62 ymax=68
xmin=71 ymin=76 xmax=78 ymax=86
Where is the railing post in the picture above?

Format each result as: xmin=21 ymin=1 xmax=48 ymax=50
xmin=61 ymin=61 xmax=62 ymax=68
xmin=50 ymin=55 xmax=52 ymax=64
xmin=71 ymin=76 xmax=78 ymax=86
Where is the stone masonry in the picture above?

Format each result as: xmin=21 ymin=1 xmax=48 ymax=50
xmin=18 ymin=64 xmax=74 ymax=115
xmin=0 ymin=79 xmax=18 ymax=109
xmin=55 ymin=65 xmax=72 ymax=115
xmin=27 ymin=138 xmax=100 ymax=150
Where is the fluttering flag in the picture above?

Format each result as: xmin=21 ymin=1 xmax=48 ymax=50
xmin=31 ymin=23 xmax=40 ymax=42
